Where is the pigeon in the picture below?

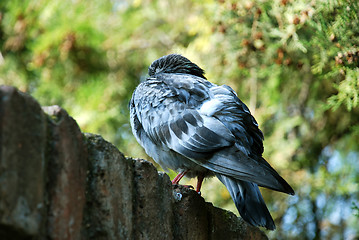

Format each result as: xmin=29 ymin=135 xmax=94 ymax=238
xmin=129 ymin=54 xmax=294 ymax=230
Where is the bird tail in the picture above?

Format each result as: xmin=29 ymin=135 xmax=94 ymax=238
xmin=216 ymin=173 xmax=276 ymax=230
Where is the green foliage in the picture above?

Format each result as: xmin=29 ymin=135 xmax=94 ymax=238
xmin=1 ymin=0 xmax=358 ymax=239
xmin=206 ymin=1 xmax=359 ymax=238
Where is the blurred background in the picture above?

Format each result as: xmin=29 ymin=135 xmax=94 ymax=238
xmin=1 ymin=0 xmax=358 ymax=239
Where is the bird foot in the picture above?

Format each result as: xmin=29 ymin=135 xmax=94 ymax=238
xmin=172 ymin=184 xmax=201 ymax=195
xmin=172 ymin=183 xmax=194 ymax=190
xmin=182 ymin=184 xmax=194 ymax=189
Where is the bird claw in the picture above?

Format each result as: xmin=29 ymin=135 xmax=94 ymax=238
xmin=182 ymin=184 xmax=194 ymax=190
xmin=172 ymin=183 xmax=194 ymax=189
xmin=173 ymin=184 xmax=201 ymax=195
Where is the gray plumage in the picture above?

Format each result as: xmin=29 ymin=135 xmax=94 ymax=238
xmin=130 ymin=54 xmax=294 ymax=230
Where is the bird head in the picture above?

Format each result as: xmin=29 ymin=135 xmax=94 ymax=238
xmin=148 ymin=54 xmax=206 ymax=79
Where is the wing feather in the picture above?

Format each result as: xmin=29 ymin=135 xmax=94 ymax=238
xmin=131 ymin=73 xmax=293 ymax=194
xmin=151 ymin=111 xmax=235 ymax=160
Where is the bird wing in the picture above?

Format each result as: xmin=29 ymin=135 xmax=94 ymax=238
xmin=206 ymin=84 xmax=264 ymax=156
xmin=134 ymin=73 xmax=293 ymax=194
xmin=133 ymin=74 xmax=236 ymax=160
xmin=151 ymin=109 xmax=235 ymax=160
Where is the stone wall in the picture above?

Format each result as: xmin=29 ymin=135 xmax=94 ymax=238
xmin=0 ymin=86 xmax=268 ymax=240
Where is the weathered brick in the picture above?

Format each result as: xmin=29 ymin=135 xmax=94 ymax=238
xmin=82 ymin=134 xmax=134 ymax=240
xmin=0 ymin=86 xmax=268 ymax=240
xmin=0 ymin=86 xmax=46 ymax=239
xmin=43 ymin=106 xmax=87 ymax=240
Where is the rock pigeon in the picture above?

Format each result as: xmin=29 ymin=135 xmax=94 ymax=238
xmin=130 ymin=54 xmax=294 ymax=230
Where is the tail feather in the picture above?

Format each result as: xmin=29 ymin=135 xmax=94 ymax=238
xmin=216 ymin=173 xmax=276 ymax=230
xmin=202 ymin=148 xmax=295 ymax=195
